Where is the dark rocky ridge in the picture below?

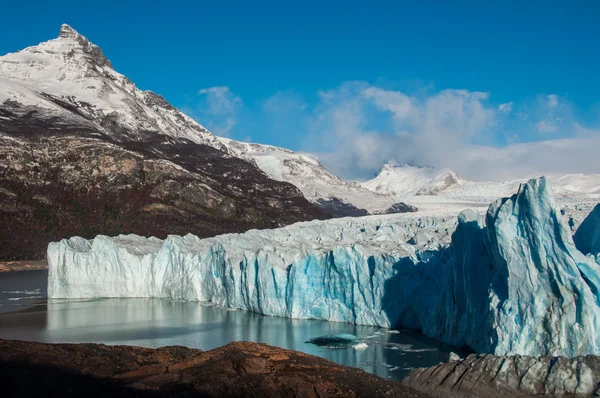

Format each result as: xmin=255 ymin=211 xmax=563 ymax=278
xmin=0 ymin=99 xmax=325 ymax=260
xmin=385 ymin=202 xmax=418 ymax=214
xmin=0 ymin=339 xmax=427 ymax=397
xmin=315 ymin=197 xmax=370 ymax=217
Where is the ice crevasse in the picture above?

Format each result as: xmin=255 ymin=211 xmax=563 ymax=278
xmin=48 ymin=177 xmax=600 ymax=357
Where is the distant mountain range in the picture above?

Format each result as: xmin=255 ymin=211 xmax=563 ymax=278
xmin=363 ymin=163 xmax=600 ymax=202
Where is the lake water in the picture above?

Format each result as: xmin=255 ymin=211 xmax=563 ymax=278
xmin=0 ymin=270 xmax=460 ymax=380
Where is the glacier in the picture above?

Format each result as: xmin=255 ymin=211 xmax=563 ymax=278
xmin=48 ymin=177 xmax=600 ymax=357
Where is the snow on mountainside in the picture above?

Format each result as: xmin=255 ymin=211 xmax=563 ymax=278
xmin=0 ymin=24 xmax=405 ymax=217
xmin=219 ymin=138 xmax=399 ymax=215
xmin=0 ymin=24 xmax=226 ymax=148
xmin=362 ymin=164 xmax=462 ymax=197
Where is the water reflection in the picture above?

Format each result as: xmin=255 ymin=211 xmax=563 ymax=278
xmin=0 ymin=297 xmax=458 ymax=380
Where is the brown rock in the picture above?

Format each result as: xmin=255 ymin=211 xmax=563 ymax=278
xmin=0 ymin=339 xmax=428 ymax=397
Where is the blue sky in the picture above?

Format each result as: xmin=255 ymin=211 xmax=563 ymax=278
xmin=2 ymin=1 xmax=599 ymax=179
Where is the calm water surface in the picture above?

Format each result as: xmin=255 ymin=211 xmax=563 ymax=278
xmin=0 ymin=270 xmax=459 ymax=380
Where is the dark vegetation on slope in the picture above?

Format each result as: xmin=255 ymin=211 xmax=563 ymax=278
xmin=0 ymin=100 xmax=326 ymax=260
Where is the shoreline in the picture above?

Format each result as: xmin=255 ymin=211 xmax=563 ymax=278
xmin=0 ymin=260 xmax=48 ymax=273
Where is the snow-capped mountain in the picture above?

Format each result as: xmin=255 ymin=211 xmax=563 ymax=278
xmin=219 ymin=138 xmax=402 ymax=215
xmin=0 ymin=25 xmax=324 ymax=259
xmin=0 ymin=24 xmax=228 ymax=149
xmin=362 ymin=163 xmax=600 ymax=214
xmin=362 ymin=163 xmax=462 ymax=197
xmin=0 ymin=24 xmax=406 ymax=218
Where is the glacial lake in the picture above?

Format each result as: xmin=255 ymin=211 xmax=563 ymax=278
xmin=0 ymin=270 xmax=459 ymax=380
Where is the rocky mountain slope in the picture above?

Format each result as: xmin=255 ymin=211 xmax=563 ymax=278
xmin=0 ymin=25 xmax=324 ymax=260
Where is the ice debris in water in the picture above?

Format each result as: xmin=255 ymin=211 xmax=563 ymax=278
xmin=449 ymin=352 xmax=461 ymax=362
xmin=305 ymin=334 xmax=359 ymax=348
xmin=352 ymin=343 xmax=369 ymax=350
xmin=48 ymin=177 xmax=600 ymax=357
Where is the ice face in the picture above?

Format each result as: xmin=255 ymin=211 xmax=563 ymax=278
xmin=574 ymin=203 xmax=600 ymax=258
xmin=47 ymin=178 xmax=600 ymax=357
xmin=48 ymin=214 xmax=456 ymax=329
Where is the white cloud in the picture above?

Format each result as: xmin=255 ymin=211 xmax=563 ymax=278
xmin=198 ymin=86 xmax=241 ymax=114
xmin=460 ymin=137 xmax=600 ymax=180
xmin=536 ymin=119 xmax=559 ymax=133
xmin=194 ymin=86 xmax=243 ymax=136
xmin=262 ymin=91 xmax=307 ymax=114
xmin=498 ymin=102 xmax=514 ymax=113
xmin=296 ymin=83 xmax=599 ymax=181
xmin=547 ymin=94 xmax=559 ymax=108
xmin=304 ymin=82 xmax=496 ymax=179
xmin=183 ymin=82 xmax=599 ymax=182
xmin=361 ymin=86 xmax=417 ymax=121
xmin=533 ymin=94 xmax=570 ymax=135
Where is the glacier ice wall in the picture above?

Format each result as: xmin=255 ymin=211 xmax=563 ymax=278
xmin=48 ymin=178 xmax=600 ymax=356
xmin=48 ymin=215 xmax=455 ymax=327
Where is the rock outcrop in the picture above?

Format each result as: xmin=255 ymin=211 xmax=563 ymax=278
xmin=403 ymin=354 xmax=600 ymax=397
xmin=0 ymin=339 xmax=426 ymax=397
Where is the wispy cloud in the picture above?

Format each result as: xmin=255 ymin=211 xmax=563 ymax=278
xmin=546 ymin=94 xmax=559 ymax=108
xmin=303 ymin=82 xmax=496 ymax=179
xmin=185 ymin=86 xmax=243 ymax=136
xmin=181 ymin=82 xmax=599 ymax=181
xmin=536 ymin=119 xmax=560 ymax=133
xmin=498 ymin=102 xmax=514 ymax=113
xmin=533 ymin=94 xmax=570 ymax=135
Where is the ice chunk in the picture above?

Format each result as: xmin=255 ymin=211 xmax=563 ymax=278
xmin=306 ymin=334 xmax=359 ymax=348
xmin=448 ymin=352 xmax=461 ymax=362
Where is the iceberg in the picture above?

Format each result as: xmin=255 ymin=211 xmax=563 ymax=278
xmin=48 ymin=178 xmax=600 ymax=357
xmin=446 ymin=178 xmax=600 ymax=356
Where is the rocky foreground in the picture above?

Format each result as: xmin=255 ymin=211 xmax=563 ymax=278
xmin=4 ymin=339 xmax=600 ymax=397
xmin=0 ymin=339 xmax=425 ymax=397
xmin=404 ymin=353 xmax=600 ymax=397
xmin=0 ymin=260 xmax=47 ymax=272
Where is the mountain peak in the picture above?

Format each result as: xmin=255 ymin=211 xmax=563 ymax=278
xmin=59 ymin=24 xmax=81 ymax=39
xmin=56 ymin=24 xmax=113 ymax=69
